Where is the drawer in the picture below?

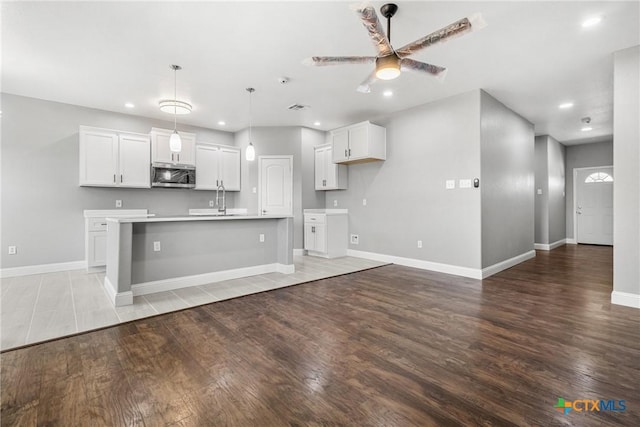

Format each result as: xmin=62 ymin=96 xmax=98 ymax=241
xmin=304 ymin=213 xmax=326 ymax=224
xmin=87 ymin=217 xmax=108 ymax=231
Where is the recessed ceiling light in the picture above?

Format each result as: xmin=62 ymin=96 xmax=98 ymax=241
xmin=314 ymin=121 xmax=321 ymax=126
xmin=124 ymin=102 xmax=135 ymax=108
xmin=218 ymin=121 xmax=226 ymax=126
xmin=558 ymin=102 xmax=574 ymax=109
xmin=582 ymin=16 xmax=602 ymax=28
xmin=581 ymin=126 xmax=593 ymax=132
xmin=383 ymin=90 xmax=393 ymax=97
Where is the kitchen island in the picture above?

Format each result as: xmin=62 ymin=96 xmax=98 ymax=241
xmin=104 ymin=214 xmax=294 ymax=306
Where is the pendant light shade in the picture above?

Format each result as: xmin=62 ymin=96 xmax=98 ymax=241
xmin=169 ymin=65 xmax=182 ymax=153
xmin=246 ymin=87 xmax=256 ymax=162
xmin=245 ymin=142 xmax=255 ymax=161
xmin=169 ymin=130 xmax=182 ymax=152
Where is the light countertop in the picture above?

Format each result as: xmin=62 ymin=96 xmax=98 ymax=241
xmin=303 ymin=209 xmax=348 ymax=215
xmin=107 ymin=214 xmax=292 ymax=224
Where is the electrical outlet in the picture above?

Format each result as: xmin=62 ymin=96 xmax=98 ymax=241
xmin=417 ymin=240 xmax=423 ymax=248
xmin=459 ymin=179 xmax=472 ymax=189
xmin=363 ymin=198 xmax=367 ymax=206
xmin=537 ymin=189 xmax=543 ymax=195
xmin=153 ymin=241 xmax=161 ymax=252
xmin=446 ymin=180 xmax=455 ymax=189
xmin=209 ymin=200 xmax=215 ymax=207
xmin=259 ymin=234 xmax=265 ymax=242
xmin=333 ymin=199 xmax=338 ymax=207
xmin=115 ymin=200 xmax=122 ymax=208
xmin=8 ymin=246 xmax=17 ymax=255
xmin=350 ymin=234 xmax=359 ymax=245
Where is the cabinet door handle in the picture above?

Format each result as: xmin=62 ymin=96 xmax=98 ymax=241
xmin=177 ymin=154 xmax=180 ymax=162
xmin=345 ymin=149 xmax=348 ymax=157
xmin=113 ymin=174 xmax=116 ymax=183
xmin=312 ymin=226 xmax=315 ymax=233
xmin=348 ymin=148 xmax=351 ymax=156
xmin=216 ymin=180 xmax=219 ymax=186
xmin=120 ymin=174 xmax=123 ymax=183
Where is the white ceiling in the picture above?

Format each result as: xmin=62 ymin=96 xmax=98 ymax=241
xmin=2 ymin=1 xmax=639 ymax=145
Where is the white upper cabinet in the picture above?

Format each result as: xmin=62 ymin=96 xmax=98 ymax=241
xmin=219 ymin=147 xmax=241 ymax=191
xmin=79 ymin=126 xmax=150 ymax=188
xmin=195 ymin=144 xmax=241 ymax=191
xmin=331 ymin=121 xmax=386 ymax=164
xmin=314 ymin=144 xmax=347 ymax=190
xmin=150 ymin=127 xmax=196 ymax=165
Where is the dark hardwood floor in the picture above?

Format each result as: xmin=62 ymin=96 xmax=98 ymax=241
xmin=2 ymin=245 xmax=639 ymax=426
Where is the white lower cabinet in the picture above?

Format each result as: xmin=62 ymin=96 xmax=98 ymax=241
xmin=303 ymin=209 xmax=348 ymax=258
xmin=84 ymin=210 xmax=148 ymax=269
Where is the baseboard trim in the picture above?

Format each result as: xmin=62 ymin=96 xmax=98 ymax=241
xmin=534 ymin=239 xmax=567 ymax=251
xmin=346 ymin=249 xmax=483 ymax=279
xmin=130 ymin=263 xmax=295 ymax=298
xmin=0 ymin=260 xmax=87 ymax=278
xmin=104 ymin=276 xmax=133 ymax=306
xmin=293 ymin=248 xmax=306 ymax=256
xmin=566 ymin=238 xmax=577 ymax=244
xmin=481 ymin=250 xmax=536 ymax=279
xmin=611 ymin=291 xmax=640 ymax=309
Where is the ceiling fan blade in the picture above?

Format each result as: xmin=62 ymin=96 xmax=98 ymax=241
xmin=356 ymin=71 xmax=378 ymax=93
xmin=395 ymin=13 xmax=486 ymax=58
xmin=303 ymin=56 xmax=376 ymax=66
xmin=351 ymin=4 xmax=393 ymax=57
xmin=400 ymin=58 xmax=447 ymax=80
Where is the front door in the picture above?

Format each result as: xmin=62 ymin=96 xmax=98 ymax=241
xmin=259 ymin=156 xmax=293 ymax=216
xmin=576 ymin=166 xmax=613 ymax=245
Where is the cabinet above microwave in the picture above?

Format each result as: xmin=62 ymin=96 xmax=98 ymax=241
xmin=150 ymin=127 xmax=196 ymax=166
xmin=330 ymin=121 xmax=386 ymax=165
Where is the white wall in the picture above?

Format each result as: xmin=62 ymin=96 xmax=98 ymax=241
xmin=480 ymin=91 xmax=535 ymax=267
xmin=0 ymin=94 xmax=235 ymax=269
xmin=612 ymin=46 xmax=640 ymax=307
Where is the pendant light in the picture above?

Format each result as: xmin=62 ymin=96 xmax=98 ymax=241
xmin=169 ymin=64 xmax=182 ymax=153
xmin=245 ymin=87 xmax=256 ymax=162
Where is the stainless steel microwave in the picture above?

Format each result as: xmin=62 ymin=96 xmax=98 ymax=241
xmin=151 ymin=163 xmax=196 ymax=188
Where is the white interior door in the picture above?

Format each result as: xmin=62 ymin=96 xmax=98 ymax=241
xmin=576 ymin=167 xmax=613 ymax=245
xmin=259 ymin=156 xmax=292 ymax=215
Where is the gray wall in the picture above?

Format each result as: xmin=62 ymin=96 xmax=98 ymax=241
xmin=234 ymin=126 xmax=323 ymax=249
xmin=535 ymin=135 xmax=566 ymax=245
xmin=1 ymin=93 xmax=234 ymax=268
xmin=326 ymin=90 xmax=483 ymax=269
xmin=613 ymin=46 xmax=640 ymax=299
xmin=534 ymin=136 xmax=549 ymax=244
xmin=565 ymin=140 xmax=613 ymax=239
xmin=480 ymin=91 xmax=534 ymax=267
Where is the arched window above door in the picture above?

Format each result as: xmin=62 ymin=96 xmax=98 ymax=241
xmin=585 ymin=172 xmax=613 ymax=183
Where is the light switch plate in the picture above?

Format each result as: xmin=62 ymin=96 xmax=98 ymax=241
xmin=252 ymin=187 xmax=257 ymax=194
xmin=459 ymin=179 xmax=472 ymax=189
xmin=446 ymin=180 xmax=455 ymax=189
xmin=153 ymin=241 xmax=161 ymax=252
xmin=259 ymin=234 xmax=265 ymax=242
xmin=333 ymin=200 xmax=338 ymax=207
xmin=537 ymin=189 xmax=543 ymax=195
xmin=363 ymin=198 xmax=367 ymax=206
xmin=8 ymin=246 xmax=17 ymax=255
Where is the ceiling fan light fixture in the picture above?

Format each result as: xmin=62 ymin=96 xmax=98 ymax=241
xmin=375 ymin=54 xmax=401 ymax=80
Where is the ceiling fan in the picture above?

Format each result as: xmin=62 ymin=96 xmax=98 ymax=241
xmin=304 ymin=3 xmax=486 ymax=93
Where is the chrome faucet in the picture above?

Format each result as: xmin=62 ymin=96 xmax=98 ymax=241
xmin=216 ymin=181 xmax=226 ymax=215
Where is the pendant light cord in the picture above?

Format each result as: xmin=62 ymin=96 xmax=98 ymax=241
xmin=173 ymin=67 xmax=177 ymax=131
xmin=248 ymin=89 xmax=252 ymax=142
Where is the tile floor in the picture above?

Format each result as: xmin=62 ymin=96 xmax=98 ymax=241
xmin=0 ymin=255 xmax=386 ymax=351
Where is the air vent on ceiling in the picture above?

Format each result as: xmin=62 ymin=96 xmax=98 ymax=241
xmin=288 ymin=104 xmax=310 ymax=111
